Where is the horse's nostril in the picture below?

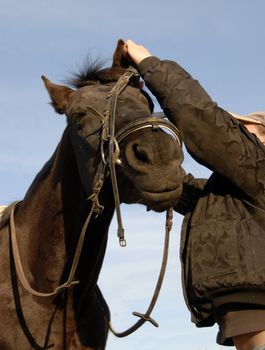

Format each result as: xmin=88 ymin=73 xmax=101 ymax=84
xmin=133 ymin=144 xmax=149 ymax=163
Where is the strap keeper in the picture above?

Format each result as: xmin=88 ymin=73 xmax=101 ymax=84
xmin=55 ymin=280 xmax=79 ymax=294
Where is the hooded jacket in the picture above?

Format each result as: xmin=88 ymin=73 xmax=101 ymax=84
xmin=138 ymin=57 xmax=265 ymax=327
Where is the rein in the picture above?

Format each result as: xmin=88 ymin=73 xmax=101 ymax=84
xmin=8 ymin=69 xmax=182 ymax=345
xmin=109 ymin=207 xmax=174 ymax=337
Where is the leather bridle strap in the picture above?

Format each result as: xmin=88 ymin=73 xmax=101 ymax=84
xmin=9 ymin=233 xmax=56 ymax=350
xmin=102 ymin=69 xmax=181 ymax=248
xmin=9 ymin=172 xmax=104 ymax=298
xmin=10 ymin=200 xmax=79 ymax=297
xmin=8 ymin=175 xmax=105 ymax=348
xmin=109 ymin=207 xmax=174 ymax=337
xmin=103 ymin=69 xmax=139 ymax=247
xmin=115 ymin=116 xmax=182 ymax=146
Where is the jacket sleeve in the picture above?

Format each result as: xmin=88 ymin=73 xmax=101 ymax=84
xmin=174 ymin=173 xmax=207 ymax=215
xmin=138 ymin=57 xmax=265 ymax=206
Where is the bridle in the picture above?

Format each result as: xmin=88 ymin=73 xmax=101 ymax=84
xmin=8 ymin=69 xmax=182 ymax=347
xmin=100 ymin=70 xmax=181 ymax=248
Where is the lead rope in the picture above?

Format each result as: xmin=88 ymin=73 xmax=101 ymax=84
xmin=109 ymin=207 xmax=174 ymax=337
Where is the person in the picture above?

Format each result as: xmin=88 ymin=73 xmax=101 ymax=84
xmin=123 ymin=40 xmax=265 ymax=350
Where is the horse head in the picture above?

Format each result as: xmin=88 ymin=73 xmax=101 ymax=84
xmin=42 ymin=40 xmax=184 ymax=214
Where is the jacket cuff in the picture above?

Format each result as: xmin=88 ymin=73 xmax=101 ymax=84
xmin=138 ymin=56 xmax=161 ymax=76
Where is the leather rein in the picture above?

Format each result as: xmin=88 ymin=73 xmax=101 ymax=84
xmin=9 ymin=69 xmax=182 ymax=340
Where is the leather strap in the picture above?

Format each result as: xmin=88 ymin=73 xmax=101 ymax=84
xmin=109 ymin=208 xmax=174 ymax=337
xmin=9 ymin=173 xmax=104 ymax=298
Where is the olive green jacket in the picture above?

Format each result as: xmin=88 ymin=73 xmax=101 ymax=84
xmin=138 ymin=57 xmax=265 ymax=327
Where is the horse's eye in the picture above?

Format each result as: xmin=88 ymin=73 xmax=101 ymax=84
xmin=72 ymin=112 xmax=86 ymax=123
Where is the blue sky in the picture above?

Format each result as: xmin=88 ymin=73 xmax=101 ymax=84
xmin=1 ymin=1 xmax=264 ymax=349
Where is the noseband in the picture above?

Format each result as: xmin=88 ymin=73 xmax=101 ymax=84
xmin=111 ymin=114 xmax=181 ymax=165
xmin=116 ymin=113 xmax=181 ymax=145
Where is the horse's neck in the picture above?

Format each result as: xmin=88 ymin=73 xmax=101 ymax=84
xmin=14 ymin=129 xmax=93 ymax=293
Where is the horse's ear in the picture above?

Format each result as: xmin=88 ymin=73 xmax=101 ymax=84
xmin=112 ymin=39 xmax=130 ymax=68
xmin=41 ymin=76 xmax=74 ymax=115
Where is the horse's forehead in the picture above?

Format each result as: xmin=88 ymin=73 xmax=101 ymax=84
xmin=69 ymin=84 xmax=148 ymax=111
xmin=70 ymin=85 xmax=109 ymax=106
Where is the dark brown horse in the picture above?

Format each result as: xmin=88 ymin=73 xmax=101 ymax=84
xmin=0 ymin=40 xmax=184 ymax=350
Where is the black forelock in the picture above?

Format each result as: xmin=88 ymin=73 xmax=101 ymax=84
xmin=66 ymin=55 xmax=132 ymax=89
xmin=66 ymin=56 xmax=154 ymax=113
xmin=66 ymin=57 xmax=107 ymax=88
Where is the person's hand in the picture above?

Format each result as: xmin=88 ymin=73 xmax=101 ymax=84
xmin=123 ymin=40 xmax=152 ymax=66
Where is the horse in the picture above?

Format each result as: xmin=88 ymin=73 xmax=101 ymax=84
xmin=0 ymin=40 xmax=184 ymax=350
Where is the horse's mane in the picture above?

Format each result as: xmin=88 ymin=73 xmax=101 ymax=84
xmin=0 ymin=154 xmax=57 ymax=230
xmin=67 ymin=57 xmax=154 ymax=112
xmin=0 ymin=130 xmax=72 ymax=230
xmin=67 ymin=58 xmax=129 ymax=88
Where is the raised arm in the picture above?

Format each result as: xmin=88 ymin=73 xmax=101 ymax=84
xmin=124 ymin=40 xmax=265 ymax=205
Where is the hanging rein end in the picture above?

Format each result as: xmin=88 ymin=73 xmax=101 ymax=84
xmin=117 ymin=227 xmax=126 ymax=247
xmin=109 ymin=206 xmax=173 ymax=338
